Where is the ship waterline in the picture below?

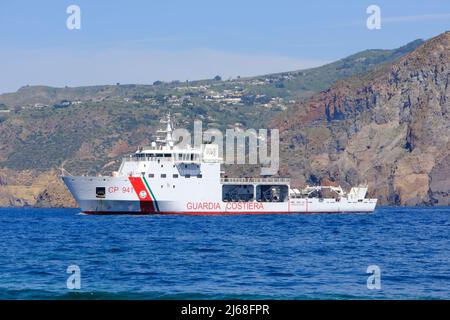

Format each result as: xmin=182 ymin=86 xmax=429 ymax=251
xmin=62 ymin=114 xmax=377 ymax=215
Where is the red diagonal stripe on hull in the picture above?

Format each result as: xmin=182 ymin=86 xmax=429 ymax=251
xmin=128 ymin=177 xmax=156 ymax=213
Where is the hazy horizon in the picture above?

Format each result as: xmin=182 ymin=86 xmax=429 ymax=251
xmin=1 ymin=0 xmax=449 ymax=94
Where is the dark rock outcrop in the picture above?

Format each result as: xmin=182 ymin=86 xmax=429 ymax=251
xmin=273 ymin=31 xmax=450 ymax=205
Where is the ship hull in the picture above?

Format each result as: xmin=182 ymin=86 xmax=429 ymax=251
xmin=76 ymin=200 xmax=377 ymax=215
xmin=62 ymin=176 xmax=377 ymax=215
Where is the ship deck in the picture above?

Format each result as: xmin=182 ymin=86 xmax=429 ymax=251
xmin=220 ymin=177 xmax=290 ymax=185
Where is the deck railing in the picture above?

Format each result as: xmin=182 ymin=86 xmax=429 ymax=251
xmin=220 ymin=177 xmax=290 ymax=184
xmin=122 ymin=157 xmax=206 ymax=163
xmin=122 ymin=156 xmax=174 ymax=162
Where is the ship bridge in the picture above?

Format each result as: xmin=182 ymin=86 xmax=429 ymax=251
xmin=120 ymin=113 xmax=221 ymax=168
xmin=116 ymin=113 xmax=221 ymax=179
xmin=120 ymin=144 xmax=221 ymax=166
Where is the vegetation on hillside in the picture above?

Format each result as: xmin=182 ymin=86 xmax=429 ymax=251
xmin=0 ymin=39 xmax=424 ymax=185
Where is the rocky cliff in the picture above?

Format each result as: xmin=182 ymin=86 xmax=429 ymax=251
xmin=272 ymin=31 xmax=450 ymax=205
xmin=0 ymin=168 xmax=75 ymax=207
xmin=0 ymin=33 xmax=447 ymax=207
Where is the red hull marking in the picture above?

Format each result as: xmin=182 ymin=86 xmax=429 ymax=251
xmin=128 ymin=177 xmax=156 ymax=213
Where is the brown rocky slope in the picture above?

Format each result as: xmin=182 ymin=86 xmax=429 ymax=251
xmin=0 ymin=168 xmax=75 ymax=207
xmin=1 ymin=33 xmax=448 ymax=207
xmin=272 ymin=31 xmax=450 ymax=205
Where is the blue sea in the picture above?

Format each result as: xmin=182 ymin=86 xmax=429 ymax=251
xmin=0 ymin=207 xmax=448 ymax=300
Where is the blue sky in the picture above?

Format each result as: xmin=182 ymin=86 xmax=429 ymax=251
xmin=0 ymin=0 xmax=449 ymax=93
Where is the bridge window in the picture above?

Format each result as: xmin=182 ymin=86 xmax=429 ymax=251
xmin=148 ymin=173 xmax=154 ymax=178
xmin=161 ymin=174 xmax=166 ymax=178
xmin=173 ymin=174 xmax=178 ymax=178
xmin=185 ymin=174 xmax=191 ymax=178
xmin=197 ymin=174 xmax=202 ymax=178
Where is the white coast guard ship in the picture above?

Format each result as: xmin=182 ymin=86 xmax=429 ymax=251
xmin=62 ymin=115 xmax=377 ymax=215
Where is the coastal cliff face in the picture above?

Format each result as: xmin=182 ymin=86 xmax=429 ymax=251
xmin=0 ymin=168 xmax=75 ymax=207
xmin=272 ymin=32 xmax=450 ymax=205
xmin=0 ymin=33 xmax=447 ymax=207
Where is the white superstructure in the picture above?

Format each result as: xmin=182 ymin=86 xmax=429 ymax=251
xmin=62 ymin=114 xmax=377 ymax=214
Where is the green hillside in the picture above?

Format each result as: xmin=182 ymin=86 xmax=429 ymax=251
xmin=0 ymin=39 xmax=423 ymax=176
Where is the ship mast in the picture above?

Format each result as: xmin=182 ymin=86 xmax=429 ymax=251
xmin=156 ymin=113 xmax=175 ymax=148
